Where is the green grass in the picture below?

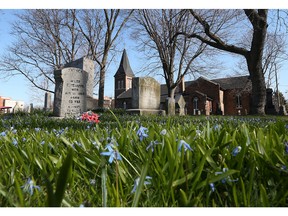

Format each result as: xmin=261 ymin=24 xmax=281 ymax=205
xmin=0 ymin=111 xmax=288 ymax=207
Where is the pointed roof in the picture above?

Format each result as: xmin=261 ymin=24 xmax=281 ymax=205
xmin=114 ymin=49 xmax=135 ymax=77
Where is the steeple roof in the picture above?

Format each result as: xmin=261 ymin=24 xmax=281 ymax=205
xmin=114 ymin=49 xmax=135 ymax=77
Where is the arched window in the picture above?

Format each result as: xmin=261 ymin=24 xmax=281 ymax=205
xmin=236 ymin=94 xmax=242 ymax=108
xmin=193 ymin=97 xmax=199 ymax=110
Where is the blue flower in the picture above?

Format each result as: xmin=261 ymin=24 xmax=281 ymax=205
xmin=35 ymin=128 xmax=41 ymax=132
xmin=177 ymin=140 xmax=193 ymax=152
xmin=22 ymin=138 xmax=27 ymax=142
xmin=131 ymin=176 xmax=152 ymax=194
xmin=100 ymin=147 xmax=122 ymax=164
xmin=146 ymin=141 xmax=160 ymax=152
xmin=160 ymin=129 xmax=167 ymax=136
xmin=90 ymin=179 xmax=96 ymax=185
xmin=12 ymin=138 xmax=18 ymax=146
xmin=209 ymin=183 xmax=215 ymax=192
xmin=232 ymin=146 xmax=241 ymax=156
xmin=284 ymin=141 xmax=288 ymax=154
xmin=215 ymin=168 xmax=238 ymax=184
xmin=21 ymin=178 xmax=41 ymax=195
xmin=136 ymin=126 xmax=149 ymax=141
xmin=0 ymin=131 xmax=6 ymax=136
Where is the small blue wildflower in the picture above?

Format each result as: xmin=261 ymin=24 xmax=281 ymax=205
xmin=35 ymin=128 xmax=41 ymax=132
xmin=0 ymin=131 xmax=6 ymax=136
xmin=146 ymin=141 xmax=160 ymax=152
xmin=215 ymin=168 xmax=238 ymax=183
xmin=90 ymin=179 xmax=96 ymax=185
xmin=160 ymin=129 xmax=167 ymax=136
xmin=284 ymin=141 xmax=288 ymax=154
xmin=131 ymin=176 xmax=152 ymax=194
xmin=213 ymin=124 xmax=221 ymax=131
xmin=100 ymin=148 xmax=122 ymax=164
xmin=177 ymin=140 xmax=193 ymax=152
xmin=21 ymin=178 xmax=41 ymax=195
xmin=209 ymin=183 xmax=215 ymax=192
xmin=12 ymin=129 xmax=17 ymax=134
xmin=196 ymin=130 xmax=202 ymax=136
xmin=12 ymin=138 xmax=18 ymax=146
xmin=40 ymin=141 xmax=45 ymax=145
xmin=232 ymin=146 xmax=242 ymax=156
xmin=136 ymin=126 xmax=149 ymax=141
xmin=22 ymin=138 xmax=26 ymax=142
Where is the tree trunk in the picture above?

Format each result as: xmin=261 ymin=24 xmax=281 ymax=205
xmin=246 ymin=56 xmax=266 ymax=115
xmin=97 ymin=66 xmax=105 ymax=108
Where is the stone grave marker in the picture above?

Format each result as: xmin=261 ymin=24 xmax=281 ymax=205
xmin=44 ymin=92 xmax=52 ymax=111
xmin=53 ymin=67 xmax=88 ymax=117
xmin=127 ymin=77 xmax=164 ymax=115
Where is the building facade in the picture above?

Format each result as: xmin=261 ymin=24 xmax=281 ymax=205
xmin=114 ymin=50 xmax=253 ymax=116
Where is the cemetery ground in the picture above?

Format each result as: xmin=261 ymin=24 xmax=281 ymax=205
xmin=0 ymin=109 xmax=288 ymax=207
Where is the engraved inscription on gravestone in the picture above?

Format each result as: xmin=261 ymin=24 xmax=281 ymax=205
xmin=53 ymin=67 xmax=88 ymax=117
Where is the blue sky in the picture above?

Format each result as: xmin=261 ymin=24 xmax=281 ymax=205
xmin=0 ymin=3 xmax=288 ymax=107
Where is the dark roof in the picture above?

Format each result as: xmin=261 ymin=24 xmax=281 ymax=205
xmin=114 ymin=49 xmax=135 ymax=77
xmin=212 ymin=75 xmax=250 ymax=90
xmin=117 ymin=88 xmax=132 ymax=99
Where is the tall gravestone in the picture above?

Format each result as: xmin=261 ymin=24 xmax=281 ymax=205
xmin=44 ymin=92 xmax=52 ymax=111
xmin=53 ymin=67 xmax=88 ymax=117
xmin=127 ymin=77 xmax=164 ymax=115
xmin=53 ymin=57 xmax=95 ymax=117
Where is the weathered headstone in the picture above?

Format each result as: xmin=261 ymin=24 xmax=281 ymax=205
xmin=127 ymin=77 xmax=164 ymax=115
xmin=28 ymin=103 xmax=33 ymax=113
xmin=132 ymin=77 xmax=160 ymax=109
xmin=279 ymin=105 xmax=287 ymax=116
xmin=53 ymin=67 xmax=88 ymax=117
xmin=44 ymin=92 xmax=52 ymax=111
xmin=53 ymin=57 xmax=96 ymax=117
xmin=175 ymin=94 xmax=186 ymax=116
xmin=166 ymin=97 xmax=175 ymax=116
xmin=265 ymin=88 xmax=277 ymax=115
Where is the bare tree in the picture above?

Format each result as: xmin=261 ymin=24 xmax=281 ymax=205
xmin=0 ymin=9 xmax=83 ymax=94
xmin=132 ymin=9 xmax=212 ymax=115
xmin=174 ymin=9 xmax=269 ymax=115
xmin=75 ymin=9 xmax=134 ymax=108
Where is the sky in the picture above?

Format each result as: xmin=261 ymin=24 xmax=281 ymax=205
xmin=0 ymin=1 xmax=288 ymax=108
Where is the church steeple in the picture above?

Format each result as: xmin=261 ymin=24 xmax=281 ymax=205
xmin=114 ymin=49 xmax=135 ymax=108
xmin=114 ymin=49 xmax=135 ymax=77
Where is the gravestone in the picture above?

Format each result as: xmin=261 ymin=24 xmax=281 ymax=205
xmin=53 ymin=67 xmax=88 ymax=117
xmin=265 ymin=88 xmax=277 ymax=115
xmin=175 ymin=94 xmax=186 ymax=116
xmin=44 ymin=92 xmax=52 ymax=111
xmin=279 ymin=105 xmax=287 ymax=116
xmin=53 ymin=57 xmax=96 ymax=117
xmin=64 ymin=57 xmax=96 ymax=110
xmin=166 ymin=97 xmax=175 ymax=116
xmin=127 ymin=77 xmax=164 ymax=115
xmin=28 ymin=103 xmax=33 ymax=113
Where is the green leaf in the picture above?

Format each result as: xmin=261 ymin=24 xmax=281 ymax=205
xmin=132 ymin=162 xmax=149 ymax=207
xmin=54 ymin=148 xmax=73 ymax=207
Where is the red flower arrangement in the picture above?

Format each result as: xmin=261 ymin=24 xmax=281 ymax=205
xmin=81 ymin=111 xmax=100 ymax=124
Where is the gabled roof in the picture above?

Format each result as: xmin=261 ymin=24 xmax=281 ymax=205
xmin=114 ymin=49 xmax=135 ymax=77
xmin=117 ymin=88 xmax=132 ymax=99
xmin=212 ymin=75 xmax=250 ymax=90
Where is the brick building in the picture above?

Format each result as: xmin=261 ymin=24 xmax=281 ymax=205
xmin=114 ymin=50 xmax=253 ymax=116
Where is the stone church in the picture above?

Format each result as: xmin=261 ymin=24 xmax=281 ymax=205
xmin=114 ymin=49 xmax=253 ymax=116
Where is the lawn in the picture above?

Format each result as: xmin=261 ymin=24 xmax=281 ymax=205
xmin=0 ymin=110 xmax=288 ymax=207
